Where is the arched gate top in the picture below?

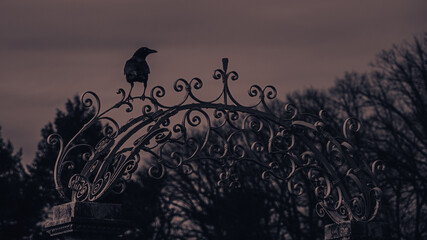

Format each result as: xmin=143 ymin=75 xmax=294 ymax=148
xmin=48 ymin=58 xmax=383 ymax=224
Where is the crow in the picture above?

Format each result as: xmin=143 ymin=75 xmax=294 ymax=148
xmin=124 ymin=47 xmax=157 ymax=100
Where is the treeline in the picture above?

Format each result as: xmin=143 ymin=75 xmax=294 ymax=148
xmin=0 ymin=34 xmax=426 ymax=239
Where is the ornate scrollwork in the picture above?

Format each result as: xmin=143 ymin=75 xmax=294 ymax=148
xmin=48 ymin=58 xmax=382 ymax=224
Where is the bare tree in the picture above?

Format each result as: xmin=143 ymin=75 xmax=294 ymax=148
xmin=331 ymin=34 xmax=427 ymax=239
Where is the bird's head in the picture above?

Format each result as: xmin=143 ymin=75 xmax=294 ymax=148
xmin=133 ymin=47 xmax=157 ymax=58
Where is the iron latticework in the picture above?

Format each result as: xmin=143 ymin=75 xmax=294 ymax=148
xmin=49 ymin=58 xmax=383 ymax=224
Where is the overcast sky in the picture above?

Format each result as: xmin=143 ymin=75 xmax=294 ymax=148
xmin=1 ymin=0 xmax=426 ymax=165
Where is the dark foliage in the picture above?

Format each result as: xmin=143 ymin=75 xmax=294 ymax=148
xmin=24 ymin=96 xmax=105 ymax=239
xmin=332 ymin=34 xmax=427 ymax=239
xmin=0 ymin=127 xmax=29 ymax=239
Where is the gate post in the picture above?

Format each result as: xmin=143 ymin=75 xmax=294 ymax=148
xmin=324 ymin=221 xmax=388 ymax=240
xmin=44 ymin=202 xmax=128 ymax=240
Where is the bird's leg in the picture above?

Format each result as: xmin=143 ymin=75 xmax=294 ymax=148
xmin=141 ymin=81 xmax=147 ymax=100
xmin=126 ymin=82 xmax=134 ymax=102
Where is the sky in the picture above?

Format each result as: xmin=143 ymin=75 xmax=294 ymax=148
xmin=0 ymin=0 xmax=426 ymax=165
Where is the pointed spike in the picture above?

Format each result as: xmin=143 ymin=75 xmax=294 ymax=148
xmin=222 ymin=58 xmax=229 ymax=72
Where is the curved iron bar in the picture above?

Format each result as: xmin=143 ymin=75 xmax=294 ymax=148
xmin=48 ymin=58 xmax=383 ymax=224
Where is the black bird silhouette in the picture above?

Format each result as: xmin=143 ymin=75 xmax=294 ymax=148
xmin=124 ymin=47 xmax=157 ymax=100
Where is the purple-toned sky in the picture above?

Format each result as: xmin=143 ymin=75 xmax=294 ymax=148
xmin=1 ymin=0 xmax=426 ymax=165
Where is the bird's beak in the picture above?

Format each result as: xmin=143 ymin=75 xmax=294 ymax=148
xmin=149 ymin=49 xmax=157 ymax=54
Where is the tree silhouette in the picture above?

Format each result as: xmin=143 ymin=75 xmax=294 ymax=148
xmin=153 ymin=159 xmax=324 ymax=240
xmin=329 ymin=34 xmax=427 ymax=239
xmin=117 ymin=172 xmax=166 ymax=240
xmin=25 ymin=96 xmax=105 ymax=239
xmin=0 ymin=126 xmax=29 ymax=239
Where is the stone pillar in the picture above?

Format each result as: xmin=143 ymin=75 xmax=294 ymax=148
xmin=44 ymin=202 xmax=129 ymax=240
xmin=324 ymin=221 xmax=388 ymax=240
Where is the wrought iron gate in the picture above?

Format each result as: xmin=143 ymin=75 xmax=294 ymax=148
xmin=49 ymin=58 xmax=383 ymax=226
